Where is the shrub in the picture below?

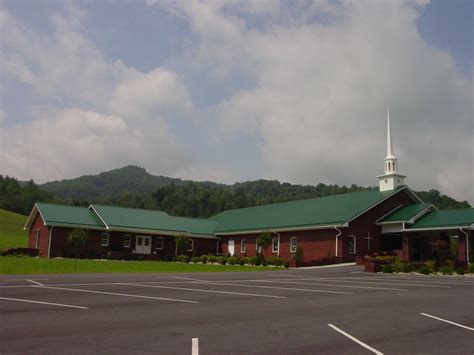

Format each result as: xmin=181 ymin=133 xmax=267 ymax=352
xmin=424 ymin=260 xmax=437 ymax=272
xmin=401 ymin=263 xmax=415 ymax=273
xmin=200 ymin=255 xmax=208 ymax=264
xmin=390 ymin=257 xmax=403 ymax=272
xmin=190 ymin=256 xmax=200 ymax=263
xmin=228 ymin=256 xmax=241 ymax=265
xmin=241 ymin=257 xmax=250 ymax=265
xmin=266 ymin=257 xmax=284 ymax=266
xmin=248 ymin=256 xmax=260 ymax=266
xmin=292 ymin=247 xmax=304 ymax=262
xmin=207 ymin=255 xmax=217 ymax=264
xmin=439 ymin=265 xmax=453 ymax=275
xmin=382 ymin=264 xmax=393 ymax=273
xmin=283 ymin=261 xmax=290 ymax=268
xmin=455 ymin=267 xmax=465 ymax=275
xmin=469 ymin=264 xmax=474 ymax=274
xmin=175 ymin=255 xmax=190 ymax=263
xmin=419 ymin=265 xmax=432 ymax=275
xmin=216 ymin=256 xmax=226 ymax=265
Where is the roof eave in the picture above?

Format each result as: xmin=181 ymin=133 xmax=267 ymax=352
xmin=215 ymin=223 xmax=347 ymax=236
xmin=403 ymin=225 xmax=474 ymax=232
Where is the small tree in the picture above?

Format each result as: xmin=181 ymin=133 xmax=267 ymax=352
xmin=174 ymin=234 xmax=191 ymax=256
xmin=256 ymin=231 xmax=273 ymax=256
xmin=67 ymin=228 xmax=89 ymax=271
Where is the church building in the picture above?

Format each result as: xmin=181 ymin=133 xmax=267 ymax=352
xmin=24 ymin=112 xmax=473 ymax=265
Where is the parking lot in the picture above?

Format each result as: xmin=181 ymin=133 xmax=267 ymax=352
xmin=1 ymin=265 xmax=473 ymax=354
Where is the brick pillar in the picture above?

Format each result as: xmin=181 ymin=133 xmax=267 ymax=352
xmin=457 ymin=233 xmax=467 ymax=263
xmin=402 ymin=233 xmax=411 ymax=261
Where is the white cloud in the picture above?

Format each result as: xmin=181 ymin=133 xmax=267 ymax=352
xmin=158 ymin=0 xmax=473 ymax=203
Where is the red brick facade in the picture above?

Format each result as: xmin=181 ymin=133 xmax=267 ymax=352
xmin=219 ymin=189 xmax=418 ymax=262
xmin=27 ymin=214 xmax=50 ymax=257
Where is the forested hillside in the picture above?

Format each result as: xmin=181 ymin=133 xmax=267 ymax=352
xmin=0 ymin=166 xmax=470 ymax=218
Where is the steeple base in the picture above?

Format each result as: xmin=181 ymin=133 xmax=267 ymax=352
xmin=377 ymin=173 xmax=406 ymax=192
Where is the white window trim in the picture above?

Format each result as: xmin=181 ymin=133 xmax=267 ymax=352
xmin=156 ymin=236 xmax=164 ymax=250
xmin=187 ymin=239 xmax=194 ymax=252
xmin=123 ymin=234 xmax=131 ymax=248
xmin=290 ymin=237 xmax=298 ymax=253
xmin=272 ymin=237 xmax=279 ymax=254
xmin=348 ymin=235 xmax=356 ymax=255
xmin=241 ymin=239 xmax=247 ymax=253
xmin=35 ymin=229 xmax=41 ymax=248
xmin=100 ymin=233 xmax=109 ymax=247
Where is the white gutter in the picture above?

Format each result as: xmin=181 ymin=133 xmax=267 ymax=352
xmin=47 ymin=226 xmax=53 ymax=259
xmin=403 ymin=225 xmax=473 ymax=232
xmin=460 ymin=228 xmax=470 ymax=265
xmin=334 ymin=227 xmax=342 ymax=257
xmin=216 ymin=223 xmax=346 ymax=236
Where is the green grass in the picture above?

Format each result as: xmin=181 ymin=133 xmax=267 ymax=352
xmin=0 ymin=209 xmax=28 ymax=250
xmin=0 ymin=256 xmax=282 ymax=274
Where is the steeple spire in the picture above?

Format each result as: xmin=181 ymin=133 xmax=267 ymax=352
xmin=377 ymin=109 xmax=406 ymax=191
xmin=386 ymin=109 xmax=394 ymax=158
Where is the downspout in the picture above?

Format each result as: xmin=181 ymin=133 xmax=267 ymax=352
xmin=273 ymin=231 xmax=281 ymax=257
xmin=460 ymin=228 xmax=470 ymax=265
xmin=216 ymin=237 xmax=221 ymax=255
xmin=334 ymin=227 xmax=342 ymax=257
xmin=47 ymin=226 xmax=54 ymax=259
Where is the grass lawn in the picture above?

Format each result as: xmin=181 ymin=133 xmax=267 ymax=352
xmin=0 ymin=256 xmax=282 ymax=274
xmin=0 ymin=209 xmax=28 ymax=250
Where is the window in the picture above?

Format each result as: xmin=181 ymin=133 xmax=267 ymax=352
xmin=187 ymin=239 xmax=194 ymax=252
xmin=241 ymin=239 xmax=247 ymax=253
xmin=290 ymin=237 xmax=298 ymax=253
xmin=272 ymin=237 xmax=279 ymax=253
xmin=35 ymin=229 xmax=41 ymax=248
xmin=156 ymin=236 xmax=164 ymax=250
xmin=123 ymin=235 xmax=131 ymax=248
xmin=144 ymin=237 xmax=150 ymax=246
xmin=348 ymin=235 xmax=356 ymax=254
xmin=100 ymin=233 xmax=109 ymax=247
xmin=136 ymin=236 xmax=143 ymax=246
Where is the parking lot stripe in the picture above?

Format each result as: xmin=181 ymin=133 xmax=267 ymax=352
xmin=328 ymin=324 xmax=383 ymax=355
xmin=0 ymin=296 xmax=88 ymax=309
xmin=192 ymin=338 xmax=199 ymax=355
xmin=420 ymin=313 xmax=474 ymax=331
xmin=116 ymin=283 xmax=286 ymax=299
xmin=35 ymin=286 xmax=199 ymax=304
xmin=300 ymin=278 xmax=451 ymax=288
xmin=252 ymin=279 xmax=408 ymax=291
xmin=328 ymin=276 xmax=474 ymax=286
xmin=27 ymin=279 xmax=45 ymax=286
xmin=197 ymin=281 xmax=353 ymax=295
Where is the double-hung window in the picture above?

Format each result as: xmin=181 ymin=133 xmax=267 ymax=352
xmin=123 ymin=235 xmax=131 ymax=248
xmin=100 ymin=233 xmax=109 ymax=247
xmin=187 ymin=239 xmax=194 ymax=252
xmin=272 ymin=237 xmax=279 ymax=254
xmin=241 ymin=239 xmax=247 ymax=253
xmin=156 ymin=237 xmax=164 ymax=250
xmin=290 ymin=237 xmax=298 ymax=253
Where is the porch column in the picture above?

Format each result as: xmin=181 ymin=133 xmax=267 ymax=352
xmin=402 ymin=233 xmax=411 ymax=262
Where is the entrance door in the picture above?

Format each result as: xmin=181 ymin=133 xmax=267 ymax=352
xmin=411 ymin=236 xmax=422 ymax=262
xmin=136 ymin=236 xmax=152 ymax=254
xmin=228 ymin=240 xmax=235 ymax=256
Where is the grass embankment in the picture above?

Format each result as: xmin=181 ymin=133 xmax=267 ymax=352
xmin=0 ymin=209 xmax=28 ymax=250
xmin=0 ymin=256 xmax=280 ymax=275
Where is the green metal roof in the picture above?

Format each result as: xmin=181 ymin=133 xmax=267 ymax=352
xmin=407 ymin=208 xmax=474 ymax=230
xmin=36 ymin=203 xmax=106 ymax=229
xmin=211 ymin=187 xmax=406 ymax=233
xmin=379 ymin=203 xmax=432 ymax=223
xmin=91 ymin=205 xmax=217 ymax=236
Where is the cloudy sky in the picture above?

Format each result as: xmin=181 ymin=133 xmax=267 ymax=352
xmin=0 ymin=0 xmax=472 ymax=203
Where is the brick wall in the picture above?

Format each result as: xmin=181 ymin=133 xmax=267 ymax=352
xmin=28 ymin=214 xmax=50 ymax=257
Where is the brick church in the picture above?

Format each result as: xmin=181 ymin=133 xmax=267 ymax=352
xmin=25 ymin=113 xmax=473 ymax=265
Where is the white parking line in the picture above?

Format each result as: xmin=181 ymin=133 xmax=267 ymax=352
xmin=0 ymin=296 xmax=88 ymax=309
xmin=194 ymin=281 xmax=354 ymax=295
xmin=117 ymin=283 xmax=286 ymax=299
xmin=420 ymin=313 xmax=474 ymax=331
xmin=27 ymin=279 xmax=45 ymax=286
xmin=172 ymin=276 xmax=210 ymax=283
xmin=192 ymin=337 xmax=199 ymax=355
xmin=328 ymin=324 xmax=383 ymax=355
xmin=300 ymin=278 xmax=451 ymax=288
xmin=253 ymin=279 xmax=408 ymax=291
xmin=34 ymin=286 xmax=199 ymax=304
xmin=357 ymin=277 xmax=474 ymax=286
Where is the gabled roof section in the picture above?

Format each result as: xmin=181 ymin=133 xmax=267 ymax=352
xmin=378 ymin=203 xmax=434 ymax=224
xmin=24 ymin=203 xmax=106 ymax=230
xmin=405 ymin=208 xmax=474 ymax=231
xmin=91 ymin=205 xmax=217 ymax=237
xmin=211 ymin=186 xmax=412 ymax=234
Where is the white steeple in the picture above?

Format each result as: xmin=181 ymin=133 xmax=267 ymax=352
xmin=377 ymin=109 xmax=406 ymax=192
